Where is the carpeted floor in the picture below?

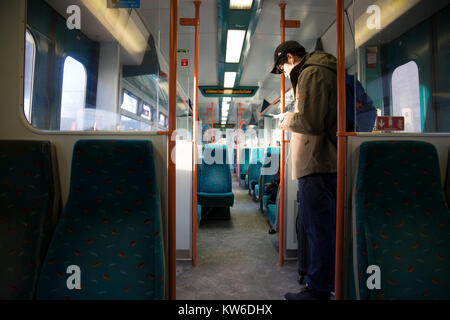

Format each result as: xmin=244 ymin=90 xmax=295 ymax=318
xmin=176 ymin=175 xmax=301 ymax=300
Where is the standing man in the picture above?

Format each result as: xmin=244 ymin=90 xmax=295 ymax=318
xmin=271 ymin=41 xmax=337 ymax=300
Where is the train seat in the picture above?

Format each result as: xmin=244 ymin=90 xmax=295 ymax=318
xmin=239 ymin=148 xmax=251 ymax=183
xmin=259 ymin=147 xmax=280 ymax=212
xmin=36 ymin=140 xmax=165 ymax=300
xmin=197 ymin=145 xmax=234 ymax=208
xmin=247 ymin=148 xmax=263 ymax=195
xmin=351 ymin=141 xmax=450 ymax=300
xmin=266 ymin=187 xmax=280 ymax=230
xmin=0 ymin=140 xmax=60 ymax=300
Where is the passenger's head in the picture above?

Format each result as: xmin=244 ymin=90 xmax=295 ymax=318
xmin=270 ymin=40 xmax=307 ymax=78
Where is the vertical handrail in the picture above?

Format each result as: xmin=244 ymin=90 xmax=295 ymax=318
xmin=192 ymin=0 xmax=201 ymax=268
xmin=278 ymin=2 xmax=286 ymax=267
xmin=168 ymin=0 xmax=178 ymax=300
xmin=335 ymin=0 xmax=346 ymax=301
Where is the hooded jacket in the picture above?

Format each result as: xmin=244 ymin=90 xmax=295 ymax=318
xmin=279 ymin=51 xmax=337 ymax=179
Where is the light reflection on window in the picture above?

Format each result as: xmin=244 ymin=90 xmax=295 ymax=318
xmin=120 ymin=91 xmax=138 ymax=114
xmin=391 ymin=61 xmax=421 ymax=133
xmin=60 ymin=56 xmax=87 ymax=130
xmin=24 ymin=30 xmax=35 ymax=122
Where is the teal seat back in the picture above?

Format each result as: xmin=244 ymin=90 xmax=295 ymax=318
xmin=198 ymin=145 xmax=232 ymax=194
xmin=239 ymin=148 xmax=251 ymax=177
xmin=36 ymin=140 xmax=165 ymax=300
xmin=0 ymin=141 xmax=60 ymax=299
xmin=248 ymin=149 xmax=263 ymax=188
xmin=353 ymin=141 xmax=450 ymax=300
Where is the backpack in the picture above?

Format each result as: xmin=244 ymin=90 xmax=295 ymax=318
xmin=300 ymin=64 xmax=378 ymax=145
xmin=345 ymin=74 xmax=377 ymax=132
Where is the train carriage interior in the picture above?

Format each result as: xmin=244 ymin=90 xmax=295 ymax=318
xmin=0 ymin=0 xmax=449 ymax=301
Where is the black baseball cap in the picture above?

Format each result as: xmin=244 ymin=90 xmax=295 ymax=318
xmin=270 ymin=40 xmax=306 ymax=74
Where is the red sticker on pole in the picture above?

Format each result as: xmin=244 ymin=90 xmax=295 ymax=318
xmin=181 ymin=59 xmax=189 ymax=67
xmin=376 ymin=116 xmax=405 ymax=131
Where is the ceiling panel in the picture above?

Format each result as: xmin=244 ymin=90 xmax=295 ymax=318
xmin=45 ymin=0 xmax=354 ymax=126
xmin=239 ymin=0 xmax=341 ymax=110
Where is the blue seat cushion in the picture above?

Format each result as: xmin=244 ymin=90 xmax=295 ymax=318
xmin=197 ymin=192 xmax=234 ymax=207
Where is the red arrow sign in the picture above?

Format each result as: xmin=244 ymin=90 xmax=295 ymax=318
xmin=376 ymin=116 xmax=405 ymax=131
xmin=181 ymin=59 xmax=189 ymax=67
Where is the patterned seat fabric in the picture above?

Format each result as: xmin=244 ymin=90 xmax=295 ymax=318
xmin=0 ymin=140 xmax=60 ymax=300
xmin=353 ymin=141 xmax=450 ymax=300
xmin=36 ymin=140 xmax=165 ymax=300
xmin=197 ymin=145 xmax=234 ymax=207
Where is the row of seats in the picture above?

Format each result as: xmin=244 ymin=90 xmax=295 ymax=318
xmin=0 ymin=140 xmax=165 ymax=300
xmin=237 ymin=147 xmax=280 ymax=230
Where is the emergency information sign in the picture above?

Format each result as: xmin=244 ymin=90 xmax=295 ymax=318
xmin=376 ymin=116 xmax=405 ymax=131
xmin=181 ymin=59 xmax=189 ymax=67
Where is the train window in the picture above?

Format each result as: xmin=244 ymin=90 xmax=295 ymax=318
xmin=120 ymin=91 xmax=139 ymax=114
xmin=159 ymin=113 xmax=168 ymax=128
xmin=142 ymin=103 xmax=152 ymax=120
xmin=392 ymin=61 xmax=421 ymax=133
xmin=24 ymin=0 xmax=179 ymax=133
xmin=353 ymin=0 xmax=450 ymax=133
xmin=24 ymin=30 xmax=35 ymax=123
xmin=60 ymin=56 xmax=87 ymax=131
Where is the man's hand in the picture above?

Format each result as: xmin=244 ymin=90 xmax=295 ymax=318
xmin=272 ymin=112 xmax=289 ymax=120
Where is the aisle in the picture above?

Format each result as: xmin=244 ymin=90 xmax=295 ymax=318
xmin=176 ymin=176 xmax=299 ymax=300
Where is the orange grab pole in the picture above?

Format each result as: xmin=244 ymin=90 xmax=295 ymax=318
xmin=335 ymin=0 xmax=346 ymax=301
xmin=168 ymin=0 xmax=178 ymax=300
xmin=278 ymin=2 xmax=286 ymax=267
